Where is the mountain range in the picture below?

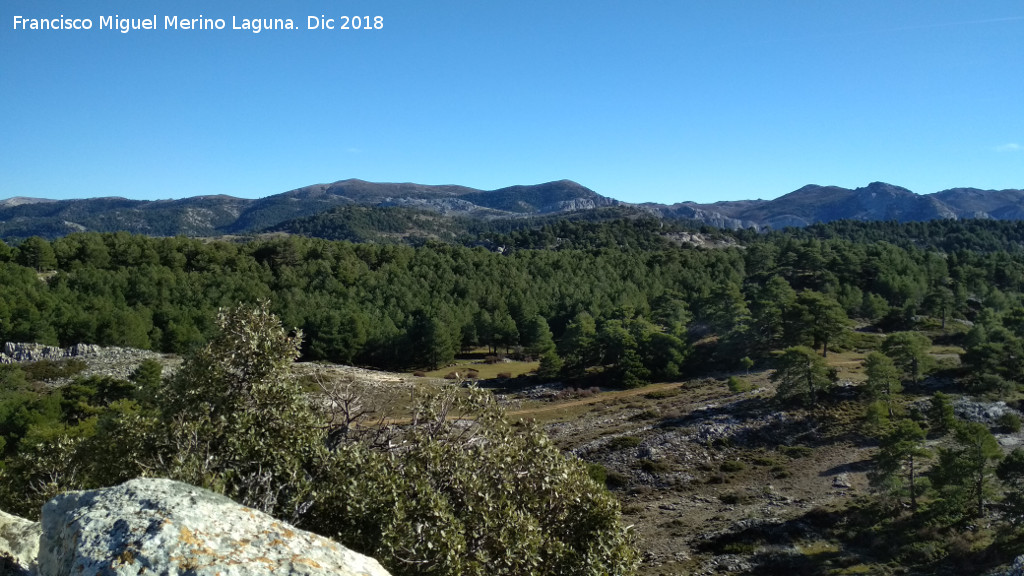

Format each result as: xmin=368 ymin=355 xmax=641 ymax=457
xmin=1 ymin=179 xmax=1022 ymax=240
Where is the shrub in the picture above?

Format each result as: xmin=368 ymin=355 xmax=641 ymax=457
xmin=496 ymin=372 xmax=513 ymax=379
xmin=719 ymin=460 xmax=746 ymax=473
xmin=607 ymin=436 xmax=642 ymax=450
xmin=719 ymin=491 xmax=747 ymax=505
xmin=998 ymin=412 xmax=1022 ymax=433
xmin=605 ymin=470 xmax=629 ymax=489
xmin=639 ymin=459 xmax=672 ymax=474
xmin=311 ymin=388 xmax=639 ymax=576
xmin=727 ymin=376 xmax=751 ymax=393
xmin=22 ymin=358 xmax=87 ymax=381
xmin=554 ymin=386 xmax=600 ymax=401
xmin=629 ymin=409 xmax=659 ymax=421
xmin=586 ymin=462 xmax=608 ymax=484
xmin=412 ymin=371 xmax=426 ymax=377
xmin=780 ymin=445 xmax=813 ymax=459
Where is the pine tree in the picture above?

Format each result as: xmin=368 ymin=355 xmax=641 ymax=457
xmin=863 ymin=352 xmax=902 ymax=417
xmin=869 ymin=419 xmax=929 ymax=512
xmin=771 ymin=346 xmax=836 ymax=406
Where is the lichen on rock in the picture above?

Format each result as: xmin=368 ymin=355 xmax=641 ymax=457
xmin=36 ymin=477 xmax=391 ymax=576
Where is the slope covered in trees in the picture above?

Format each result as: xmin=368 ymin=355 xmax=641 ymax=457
xmin=0 ymin=219 xmax=1022 ymax=381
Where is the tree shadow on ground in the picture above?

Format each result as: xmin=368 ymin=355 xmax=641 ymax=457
xmin=819 ymin=458 xmax=873 ymax=477
xmin=694 ymin=506 xmax=860 ymax=576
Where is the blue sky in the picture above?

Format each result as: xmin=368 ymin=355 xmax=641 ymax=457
xmin=1 ymin=1 xmax=1021 ymax=204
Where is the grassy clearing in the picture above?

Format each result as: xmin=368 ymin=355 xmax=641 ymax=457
xmin=824 ymin=350 xmax=870 ymax=382
xmin=929 ymin=344 xmax=965 ymax=356
xmin=417 ymin=360 xmax=538 ymax=380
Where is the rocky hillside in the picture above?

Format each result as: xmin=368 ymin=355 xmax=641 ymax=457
xmin=0 ymin=179 xmax=617 ymax=240
xmin=656 ymin=182 xmax=1023 ymax=229
xmin=3 ymin=179 xmax=1023 ymax=240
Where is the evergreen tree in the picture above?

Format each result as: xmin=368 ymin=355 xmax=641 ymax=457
xmin=790 ymin=291 xmax=850 ymax=357
xmin=881 ymin=332 xmax=932 ymax=382
xmin=15 ymin=236 xmax=57 ymax=271
xmin=869 ymin=419 xmax=929 ymax=512
xmin=927 ymin=392 xmax=957 ymax=438
xmin=522 ymin=315 xmax=556 ymax=359
xmin=863 ymin=352 xmax=902 ymax=417
xmin=996 ymin=448 xmax=1024 ymax=524
xmin=931 ymin=421 xmax=1002 ymax=519
xmin=771 ymin=346 xmax=836 ymax=406
xmin=409 ymin=311 xmax=456 ymax=369
xmin=536 ymin=348 xmax=564 ymax=381
xmin=559 ymin=312 xmax=598 ymax=378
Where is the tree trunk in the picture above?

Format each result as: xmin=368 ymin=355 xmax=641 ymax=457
xmin=909 ymin=455 xmax=917 ymax=511
xmin=977 ymin=462 xmax=985 ymax=518
xmin=807 ymin=364 xmax=816 ymax=405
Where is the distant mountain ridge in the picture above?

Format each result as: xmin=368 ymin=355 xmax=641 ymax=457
xmin=0 ymin=179 xmax=1022 ymax=240
xmin=0 ymin=179 xmax=617 ymax=239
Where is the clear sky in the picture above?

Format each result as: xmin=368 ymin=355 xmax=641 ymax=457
xmin=1 ymin=1 xmax=1021 ymax=204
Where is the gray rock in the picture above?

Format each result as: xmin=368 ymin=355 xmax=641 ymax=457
xmin=38 ymin=478 xmax=391 ymax=576
xmin=991 ymin=555 xmax=1024 ymax=576
xmin=832 ymin=473 xmax=852 ymax=489
xmin=0 ymin=510 xmax=41 ymax=576
xmin=955 ymin=399 xmax=1021 ymax=426
xmin=1 ymin=341 xmax=103 ymax=363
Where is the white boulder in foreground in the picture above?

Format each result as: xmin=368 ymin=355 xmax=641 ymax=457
xmin=0 ymin=509 xmax=41 ymax=575
xmin=37 ymin=478 xmax=391 ymax=576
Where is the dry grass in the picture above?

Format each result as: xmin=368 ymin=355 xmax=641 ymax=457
xmin=929 ymin=344 xmax=965 ymax=355
xmin=824 ymin=350 xmax=870 ymax=382
xmin=417 ymin=360 xmax=538 ymax=380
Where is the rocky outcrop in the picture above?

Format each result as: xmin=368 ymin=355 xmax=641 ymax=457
xmin=35 ymin=478 xmax=391 ymax=576
xmin=0 ymin=342 xmax=103 ymax=364
xmin=0 ymin=510 xmax=41 ymax=575
xmin=993 ymin=555 xmax=1024 ymax=576
xmin=0 ymin=342 xmax=176 ymax=386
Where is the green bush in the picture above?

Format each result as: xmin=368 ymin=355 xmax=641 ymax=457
xmin=638 ymin=459 xmax=671 ymax=474
xmin=586 ymin=462 xmax=608 ymax=484
xmin=997 ymin=412 xmax=1022 ymax=433
xmin=719 ymin=459 xmax=746 ymax=473
xmin=605 ymin=470 xmax=629 ymax=489
xmin=608 ymin=435 xmax=643 ymax=450
xmin=780 ymin=445 xmax=813 ymax=459
xmin=727 ymin=376 xmax=751 ymax=393
xmin=719 ymin=491 xmax=748 ymax=505
xmin=22 ymin=359 xmax=87 ymax=382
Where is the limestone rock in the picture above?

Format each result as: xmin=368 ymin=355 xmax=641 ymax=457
xmin=37 ymin=478 xmax=391 ymax=576
xmin=998 ymin=555 xmax=1024 ymax=576
xmin=0 ymin=509 xmax=41 ymax=576
xmin=832 ymin=473 xmax=852 ymax=489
